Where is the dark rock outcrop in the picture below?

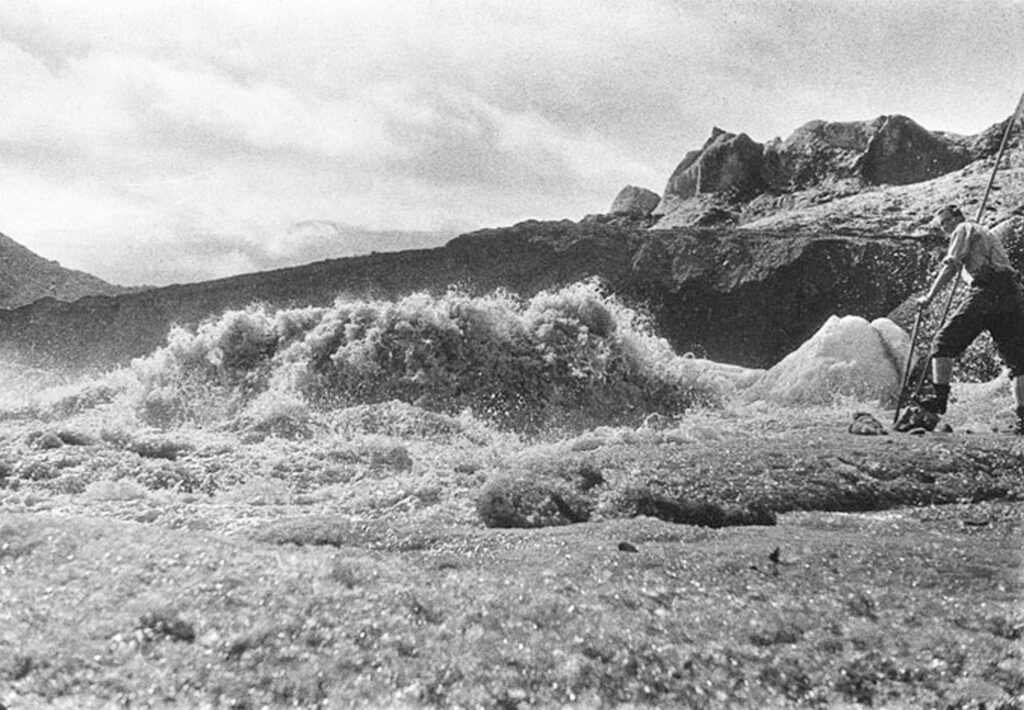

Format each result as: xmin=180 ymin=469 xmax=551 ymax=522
xmin=627 ymin=229 xmax=933 ymax=366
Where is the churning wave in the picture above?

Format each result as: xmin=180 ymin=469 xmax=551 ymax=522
xmin=6 ymin=281 xmax=729 ymax=432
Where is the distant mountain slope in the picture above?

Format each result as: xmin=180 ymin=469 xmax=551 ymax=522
xmin=0 ymin=231 xmax=131 ymax=308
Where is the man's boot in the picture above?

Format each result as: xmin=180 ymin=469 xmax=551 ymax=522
xmin=918 ymin=383 xmax=950 ymax=415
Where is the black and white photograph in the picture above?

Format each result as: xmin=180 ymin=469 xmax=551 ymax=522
xmin=1 ymin=1 xmax=1023 ymax=707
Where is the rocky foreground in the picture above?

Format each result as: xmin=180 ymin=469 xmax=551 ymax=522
xmin=2 ymin=393 xmax=1022 ymax=708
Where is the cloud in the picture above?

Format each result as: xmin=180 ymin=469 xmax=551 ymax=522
xmin=0 ymin=0 xmax=1022 ymax=285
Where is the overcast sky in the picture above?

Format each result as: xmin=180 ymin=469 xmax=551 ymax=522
xmin=1 ymin=0 xmax=1022 ymax=286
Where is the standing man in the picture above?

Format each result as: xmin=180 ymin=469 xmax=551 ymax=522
xmin=916 ymin=204 xmax=1024 ymax=433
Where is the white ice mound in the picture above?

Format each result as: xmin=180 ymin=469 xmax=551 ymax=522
xmin=744 ymin=315 xmax=910 ymax=405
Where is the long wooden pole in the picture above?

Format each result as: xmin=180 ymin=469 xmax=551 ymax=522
xmin=893 ymin=308 xmax=925 ymax=426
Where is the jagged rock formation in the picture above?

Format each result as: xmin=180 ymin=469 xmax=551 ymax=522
xmin=609 ymin=186 xmax=660 ymax=217
xmin=656 ymin=114 xmax=988 ymax=228
xmin=761 ymin=119 xmax=876 ymax=191
xmin=0 ymin=231 xmax=130 ymax=309
xmin=655 ymin=128 xmax=766 ymax=216
xmin=760 ymin=116 xmax=974 ymax=192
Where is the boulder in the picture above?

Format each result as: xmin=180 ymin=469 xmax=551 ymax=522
xmin=610 ymin=186 xmax=660 ymax=218
xmin=849 ymin=412 xmax=888 ymax=435
xmin=743 ymin=315 xmax=910 ymax=406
